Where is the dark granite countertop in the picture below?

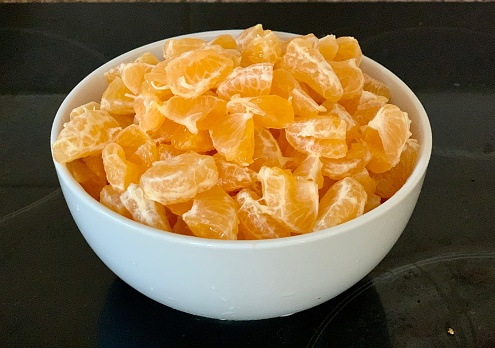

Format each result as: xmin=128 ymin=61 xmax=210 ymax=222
xmin=1 ymin=3 xmax=494 ymax=347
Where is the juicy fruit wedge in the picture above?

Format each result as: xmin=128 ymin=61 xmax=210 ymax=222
xmin=321 ymin=142 xmax=371 ymax=180
xmin=100 ymin=77 xmax=135 ymax=115
xmin=121 ymin=183 xmax=171 ymax=231
xmin=159 ymin=95 xmax=226 ymax=134
xmin=210 ymin=112 xmax=255 ymax=166
xmin=121 ymin=62 xmax=155 ymax=95
xmin=241 ymin=30 xmax=282 ymax=66
xmin=236 ymin=189 xmax=292 ymax=240
xmin=69 ymin=101 xmax=100 ymax=120
xmin=182 ymin=186 xmax=239 ymax=240
xmin=214 ymin=154 xmax=257 ymax=192
xmin=258 ymin=166 xmax=318 ymax=233
xmin=171 ymin=127 xmax=215 ymax=153
xmin=363 ymin=104 xmax=412 ymax=173
xmin=270 ymin=68 xmax=325 ymax=118
xmin=165 ymin=47 xmax=235 ymax=98
xmin=236 ymin=24 xmax=264 ymax=51
xmin=328 ymin=58 xmax=364 ymax=101
xmin=250 ymin=127 xmax=287 ymax=171
xmin=313 ymin=177 xmax=367 ymax=231
xmin=334 ymin=36 xmax=363 ymax=65
xmin=317 ymin=35 xmax=338 ymax=61
xmin=227 ymin=95 xmax=294 ymax=129
xmin=163 ymin=37 xmax=206 ymax=59
xmin=100 ymin=185 xmax=132 ymax=219
xmin=216 ymin=63 xmax=273 ymax=100
xmin=372 ymin=139 xmax=420 ymax=198
xmin=285 ymin=115 xmax=348 ymax=158
xmin=52 ymin=110 xmax=120 ymax=163
xmin=102 ymin=142 xmax=142 ymax=191
xmin=281 ymin=37 xmax=343 ymax=102
xmin=140 ymin=152 xmax=218 ymax=205
xmin=363 ymin=73 xmax=391 ymax=100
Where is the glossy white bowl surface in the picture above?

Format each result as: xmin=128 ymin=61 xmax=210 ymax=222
xmin=51 ymin=30 xmax=432 ymax=320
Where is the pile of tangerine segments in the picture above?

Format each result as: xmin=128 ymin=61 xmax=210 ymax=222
xmin=52 ymin=24 xmax=419 ymax=240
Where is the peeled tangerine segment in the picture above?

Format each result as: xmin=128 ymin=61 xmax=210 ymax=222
xmin=371 ymin=138 xmax=420 ymax=198
xmin=364 ymin=104 xmax=412 ymax=173
xmin=209 ymin=112 xmax=255 ymax=166
xmin=102 ymin=142 xmax=142 ymax=192
xmin=159 ymin=95 xmax=227 ymax=134
xmin=271 ymin=68 xmax=326 ymax=118
xmin=285 ymin=115 xmax=348 ymax=159
xmin=100 ymin=77 xmax=135 ymax=115
xmin=236 ymin=189 xmax=292 ymax=240
xmin=313 ymin=176 xmax=367 ymax=231
xmin=227 ymin=95 xmax=294 ymax=129
xmin=52 ymin=110 xmax=120 ymax=163
xmin=165 ymin=47 xmax=235 ymax=98
xmin=258 ymin=166 xmax=318 ymax=233
xmin=100 ymin=185 xmax=132 ymax=219
xmin=281 ymin=37 xmax=343 ymax=102
xmin=182 ymin=186 xmax=238 ymax=240
xmin=321 ymin=142 xmax=371 ymax=180
xmin=140 ymin=152 xmax=218 ymax=206
xmin=121 ymin=183 xmax=171 ymax=231
xmin=216 ymin=63 xmax=273 ymax=100
xmin=213 ymin=154 xmax=257 ymax=192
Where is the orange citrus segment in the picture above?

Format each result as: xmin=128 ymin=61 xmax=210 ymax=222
xmin=209 ymin=34 xmax=238 ymax=50
xmin=102 ymin=142 xmax=142 ymax=191
xmin=236 ymin=24 xmax=264 ymax=51
xmin=293 ymin=153 xmax=324 ymax=189
xmin=121 ymin=183 xmax=171 ymax=231
xmin=334 ymin=36 xmax=362 ymax=65
xmin=270 ymin=68 xmax=326 ymax=118
xmin=236 ymin=188 xmax=292 ymax=239
xmin=317 ymin=35 xmax=338 ymax=61
xmin=241 ymin=30 xmax=282 ymax=66
xmin=213 ymin=154 xmax=257 ymax=192
xmin=52 ymin=110 xmax=121 ymax=163
xmin=328 ymin=58 xmax=364 ymax=101
xmin=363 ymin=73 xmax=391 ymax=100
xmin=171 ymin=126 xmax=215 ymax=153
xmin=165 ymin=47 xmax=235 ymax=98
xmin=227 ymin=95 xmax=294 ymax=129
xmin=371 ymin=138 xmax=420 ymax=198
xmin=250 ymin=127 xmax=287 ymax=171
xmin=321 ymin=142 xmax=371 ymax=180
xmin=258 ymin=166 xmax=318 ymax=233
xmin=216 ymin=63 xmax=273 ymax=100
xmin=162 ymin=37 xmax=206 ymax=59
xmin=352 ymin=92 xmax=389 ymax=127
xmin=121 ymin=62 xmax=154 ymax=95
xmin=100 ymin=185 xmax=132 ymax=219
xmin=363 ymin=104 xmax=412 ymax=173
xmin=209 ymin=112 xmax=255 ymax=166
xmin=281 ymin=37 xmax=343 ymax=102
xmin=100 ymin=77 xmax=135 ymax=115
xmin=140 ymin=152 xmax=218 ymax=205
xmin=69 ymin=101 xmax=100 ymax=120
xmin=182 ymin=186 xmax=239 ymax=240
xmin=313 ymin=176 xmax=367 ymax=231
xmin=285 ymin=115 xmax=348 ymax=158
xmin=159 ymin=95 xmax=227 ymax=134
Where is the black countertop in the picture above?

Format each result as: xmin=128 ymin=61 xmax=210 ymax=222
xmin=1 ymin=3 xmax=495 ymax=347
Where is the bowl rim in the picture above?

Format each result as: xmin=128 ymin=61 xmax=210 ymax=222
xmin=50 ymin=29 xmax=432 ymax=250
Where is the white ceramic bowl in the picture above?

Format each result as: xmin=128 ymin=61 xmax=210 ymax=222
xmin=51 ymin=30 xmax=432 ymax=320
